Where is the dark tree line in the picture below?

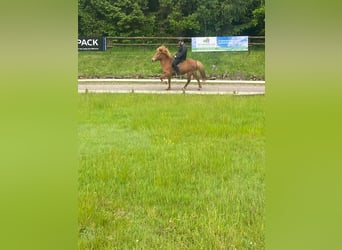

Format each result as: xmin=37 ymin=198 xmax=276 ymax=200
xmin=78 ymin=0 xmax=265 ymax=37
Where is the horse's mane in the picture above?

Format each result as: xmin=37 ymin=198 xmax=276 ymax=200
xmin=157 ymin=45 xmax=172 ymax=59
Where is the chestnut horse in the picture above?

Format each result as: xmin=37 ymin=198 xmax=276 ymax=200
xmin=151 ymin=45 xmax=206 ymax=90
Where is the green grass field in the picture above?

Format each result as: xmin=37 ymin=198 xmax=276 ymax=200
xmin=78 ymin=46 xmax=265 ymax=80
xmin=78 ymin=93 xmax=265 ymax=249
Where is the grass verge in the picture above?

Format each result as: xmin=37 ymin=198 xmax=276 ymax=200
xmin=78 ymin=94 xmax=265 ymax=249
xmin=78 ymin=46 xmax=265 ymax=80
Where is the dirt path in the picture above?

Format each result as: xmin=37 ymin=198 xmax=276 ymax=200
xmin=78 ymin=79 xmax=265 ymax=95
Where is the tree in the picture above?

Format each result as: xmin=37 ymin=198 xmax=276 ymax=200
xmin=250 ymin=0 xmax=265 ymax=35
xmin=196 ymin=0 xmax=220 ymax=36
xmin=78 ymin=0 xmax=156 ymax=36
xmin=213 ymin=0 xmax=257 ymax=35
xmin=167 ymin=2 xmax=200 ymax=36
xmin=78 ymin=0 xmax=265 ymax=37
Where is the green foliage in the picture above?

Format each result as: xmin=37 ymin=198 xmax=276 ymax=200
xmin=78 ymin=0 xmax=265 ymax=37
xmin=78 ymin=0 xmax=156 ymax=36
xmin=251 ymin=5 xmax=265 ymax=35
xmin=168 ymin=10 xmax=200 ymax=36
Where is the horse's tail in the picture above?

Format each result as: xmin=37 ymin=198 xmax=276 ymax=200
xmin=196 ymin=61 xmax=207 ymax=82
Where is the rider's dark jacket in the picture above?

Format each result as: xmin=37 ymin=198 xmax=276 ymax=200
xmin=175 ymin=43 xmax=187 ymax=62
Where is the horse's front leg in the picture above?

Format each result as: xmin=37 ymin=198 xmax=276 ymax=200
xmin=160 ymin=72 xmax=169 ymax=85
xmin=160 ymin=75 xmax=165 ymax=85
xmin=166 ymin=77 xmax=171 ymax=90
xmin=160 ymin=72 xmax=171 ymax=90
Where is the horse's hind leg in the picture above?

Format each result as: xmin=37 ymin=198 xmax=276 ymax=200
xmin=182 ymin=73 xmax=192 ymax=90
xmin=182 ymin=72 xmax=202 ymax=90
xmin=189 ymin=71 xmax=201 ymax=90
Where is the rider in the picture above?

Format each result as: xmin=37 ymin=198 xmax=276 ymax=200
xmin=172 ymin=38 xmax=187 ymax=76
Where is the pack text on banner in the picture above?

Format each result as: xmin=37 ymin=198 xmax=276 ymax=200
xmin=191 ymin=36 xmax=248 ymax=52
xmin=78 ymin=37 xmax=106 ymax=51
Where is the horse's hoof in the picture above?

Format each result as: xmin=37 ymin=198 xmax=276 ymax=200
xmin=166 ymin=88 xmax=171 ymax=91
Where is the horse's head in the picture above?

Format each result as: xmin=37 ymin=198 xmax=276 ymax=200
xmin=151 ymin=46 xmax=172 ymax=62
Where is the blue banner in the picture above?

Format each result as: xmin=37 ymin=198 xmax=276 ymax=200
xmin=191 ymin=36 xmax=248 ymax=52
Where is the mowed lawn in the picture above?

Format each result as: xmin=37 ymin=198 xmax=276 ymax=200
xmin=78 ymin=93 xmax=265 ymax=249
xmin=78 ymin=46 xmax=265 ymax=80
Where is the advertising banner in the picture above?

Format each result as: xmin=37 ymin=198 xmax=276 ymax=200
xmin=191 ymin=36 xmax=248 ymax=52
xmin=78 ymin=37 xmax=106 ymax=51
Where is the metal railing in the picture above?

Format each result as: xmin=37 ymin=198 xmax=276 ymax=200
xmin=106 ymin=36 xmax=265 ymax=49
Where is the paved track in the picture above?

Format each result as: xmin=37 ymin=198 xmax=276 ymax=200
xmin=78 ymin=79 xmax=265 ymax=95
